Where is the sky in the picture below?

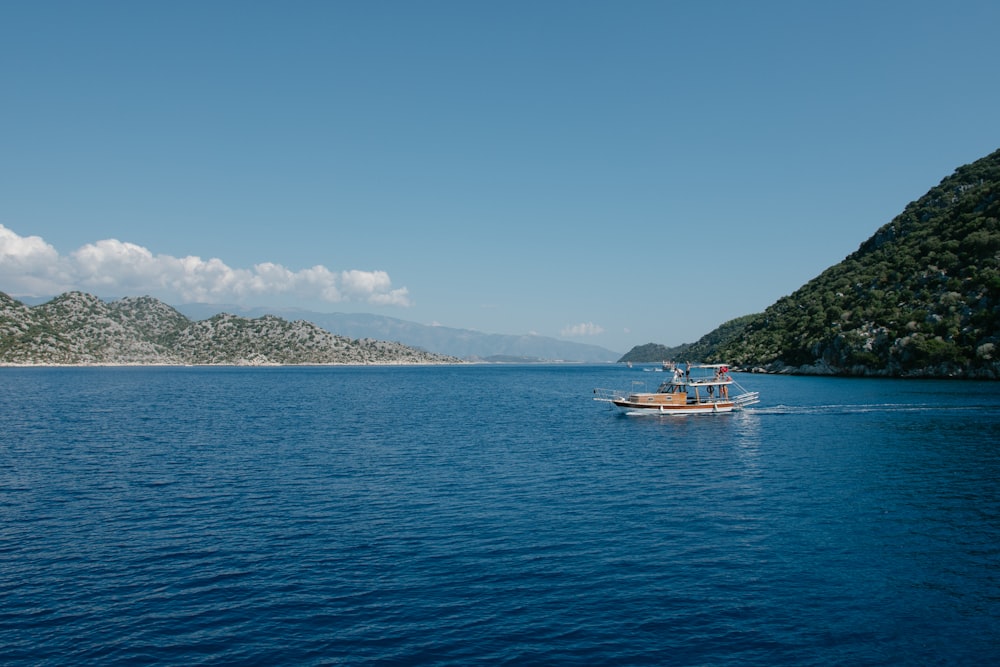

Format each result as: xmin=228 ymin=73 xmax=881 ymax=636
xmin=1 ymin=1 xmax=998 ymax=353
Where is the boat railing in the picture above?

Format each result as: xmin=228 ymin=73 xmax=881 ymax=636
xmin=687 ymin=377 xmax=732 ymax=386
xmin=593 ymin=387 xmax=627 ymax=403
xmin=732 ymin=391 xmax=760 ymax=407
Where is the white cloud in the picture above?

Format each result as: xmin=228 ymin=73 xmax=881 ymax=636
xmin=0 ymin=224 xmax=411 ymax=307
xmin=561 ymin=322 xmax=605 ymax=337
xmin=0 ymin=225 xmax=71 ymax=295
xmin=340 ymin=269 xmax=410 ymax=306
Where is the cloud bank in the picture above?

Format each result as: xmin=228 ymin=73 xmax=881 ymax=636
xmin=0 ymin=225 xmax=410 ymax=306
xmin=561 ymin=322 xmax=604 ymax=337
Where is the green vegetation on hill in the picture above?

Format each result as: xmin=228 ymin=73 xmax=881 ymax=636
xmin=618 ymin=342 xmax=690 ymax=364
xmin=618 ymin=315 xmax=755 ymax=364
xmin=621 ymin=148 xmax=1000 ymax=377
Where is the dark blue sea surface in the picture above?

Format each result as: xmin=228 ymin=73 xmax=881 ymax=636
xmin=2 ymin=365 xmax=999 ymax=665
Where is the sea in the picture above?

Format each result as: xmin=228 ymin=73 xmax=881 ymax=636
xmin=2 ymin=364 xmax=999 ymax=666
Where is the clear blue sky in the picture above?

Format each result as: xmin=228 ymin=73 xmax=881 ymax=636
xmin=1 ymin=1 xmax=998 ymax=352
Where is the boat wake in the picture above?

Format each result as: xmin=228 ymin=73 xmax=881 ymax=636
xmin=748 ymin=403 xmax=998 ymax=416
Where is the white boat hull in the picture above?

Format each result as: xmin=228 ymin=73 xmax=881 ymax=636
xmin=612 ymin=400 xmax=737 ymax=416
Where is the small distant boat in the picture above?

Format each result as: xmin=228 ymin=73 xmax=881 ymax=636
xmin=594 ymin=363 xmax=759 ymax=416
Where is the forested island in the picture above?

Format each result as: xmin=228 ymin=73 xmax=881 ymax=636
xmin=622 ymin=148 xmax=1000 ymax=378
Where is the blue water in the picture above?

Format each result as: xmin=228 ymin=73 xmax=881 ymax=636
xmin=2 ymin=365 xmax=999 ymax=665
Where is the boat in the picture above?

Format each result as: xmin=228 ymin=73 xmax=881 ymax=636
xmin=593 ymin=363 xmax=759 ymax=415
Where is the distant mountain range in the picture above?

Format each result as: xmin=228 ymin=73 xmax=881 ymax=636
xmin=10 ymin=298 xmax=623 ymax=362
xmin=172 ymin=304 xmax=622 ymax=362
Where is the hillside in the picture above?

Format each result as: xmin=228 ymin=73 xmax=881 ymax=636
xmin=728 ymin=147 xmax=999 ymax=376
xmin=0 ymin=291 xmax=461 ymax=366
xmin=174 ymin=304 xmax=622 ymax=362
xmin=618 ymin=342 xmax=691 ymax=364
xmin=618 ymin=315 xmax=760 ymax=364
xmin=640 ymin=148 xmax=1000 ymax=378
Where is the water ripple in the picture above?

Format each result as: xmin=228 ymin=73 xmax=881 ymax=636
xmin=1 ymin=367 xmax=999 ymax=665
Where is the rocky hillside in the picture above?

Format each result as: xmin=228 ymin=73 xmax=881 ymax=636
xmin=621 ymin=147 xmax=1000 ymax=378
xmin=175 ymin=305 xmax=623 ymax=362
xmin=0 ymin=291 xmax=461 ymax=366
